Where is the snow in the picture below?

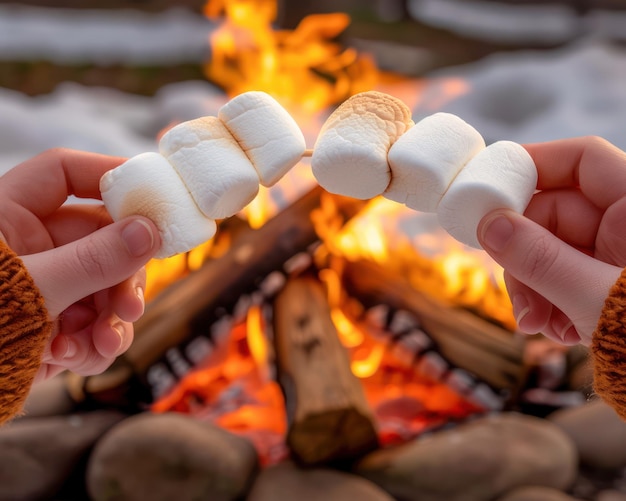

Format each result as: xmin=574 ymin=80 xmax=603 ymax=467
xmin=407 ymin=0 xmax=626 ymax=44
xmin=414 ymin=41 xmax=626 ymax=149
xmin=0 ymin=4 xmax=214 ymax=64
xmin=0 ymin=80 xmax=229 ymax=173
xmin=1 ymin=4 xmax=625 ymax=178
xmin=408 ymin=0 xmax=581 ymax=44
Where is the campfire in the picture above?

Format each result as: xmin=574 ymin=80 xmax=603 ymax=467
xmin=11 ymin=1 xmax=595 ymax=500
xmin=71 ymin=0 xmax=525 ymax=466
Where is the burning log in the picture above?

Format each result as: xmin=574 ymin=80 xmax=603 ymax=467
xmin=273 ymin=275 xmax=379 ymax=467
xmin=338 ymin=258 xmax=527 ymax=395
xmin=69 ymin=186 xmax=366 ymax=409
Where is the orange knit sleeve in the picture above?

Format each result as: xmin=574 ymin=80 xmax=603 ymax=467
xmin=0 ymin=240 xmax=52 ymax=425
xmin=592 ymin=268 xmax=626 ymax=420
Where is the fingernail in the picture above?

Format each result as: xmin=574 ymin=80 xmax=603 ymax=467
xmin=122 ymin=219 xmax=154 ymax=257
xmin=558 ymin=320 xmax=574 ymax=342
xmin=63 ymin=338 xmax=78 ymax=359
xmin=512 ymin=294 xmax=531 ymax=331
xmin=136 ymin=286 xmax=145 ymax=315
xmin=480 ymin=213 xmax=514 ymax=252
xmin=111 ymin=323 xmax=125 ymax=353
xmin=562 ymin=325 xmax=582 ymax=345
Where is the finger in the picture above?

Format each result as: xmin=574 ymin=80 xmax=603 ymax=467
xmin=89 ymin=281 xmax=141 ymax=358
xmin=92 ymin=315 xmax=134 ymax=359
xmin=104 ymin=269 xmax=147 ymax=323
xmin=0 ymin=148 xmax=125 ymax=217
xmin=478 ymin=208 xmax=623 ymax=344
xmin=503 ymin=272 xmax=553 ymax=334
xmin=541 ymin=307 xmax=583 ymax=346
xmin=58 ymin=302 xmax=97 ymax=337
xmin=22 ymin=216 xmax=160 ymax=318
xmin=44 ymin=302 xmax=130 ymax=369
xmin=524 ymin=189 xmax=603 ymax=250
xmin=49 ymin=330 xmax=115 ymax=376
xmin=525 ymin=136 xmax=626 ymax=208
xmin=504 ymin=271 xmax=583 ymax=346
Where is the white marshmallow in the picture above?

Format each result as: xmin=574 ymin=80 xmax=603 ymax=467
xmin=159 ymin=116 xmax=260 ymax=219
xmin=437 ymin=140 xmax=537 ymax=249
xmin=218 ymin=91 xmax=306 ymax=187
xmin=311 ymin=91 xmax=414 ymax=200
xmin=100 ymin=152 xmax=217 ymax=259
xmin=385 ymin=113 xmax=485 ymax=212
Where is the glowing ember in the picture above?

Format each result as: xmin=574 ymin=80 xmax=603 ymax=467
xmin=152 ymin=315 xmax=287 ymax=465
xmin=328 ymin=304 xmax=486 ymax=447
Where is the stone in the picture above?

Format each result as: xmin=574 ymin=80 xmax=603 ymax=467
xmin=247 ymin=461 xmax=395 ymax=501
xmin=496 ymin=485 xmax=582 ymax=501
xmin=597 ymin=490 xmax=626 ymax=501
xmin=86 ymin=411 xmax=259 ymax=501
xmin=0 ymin=411 xmax=126 ymax=500
xmin=354 ymin=412 xmax=578 ymax=501
xmin=549 ymin=398 xmax=626 ymax=470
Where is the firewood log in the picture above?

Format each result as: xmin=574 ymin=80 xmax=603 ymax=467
xmin=68 ymin=187 xmax=366 ymax=409
xmin=339 ymin=258 xmax=527 ymax=394
xmin=273 ymin=275 xmax=379 ymax=467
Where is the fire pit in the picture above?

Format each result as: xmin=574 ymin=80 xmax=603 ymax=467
xmin=20 ymin=181 xmax=580 ymax=501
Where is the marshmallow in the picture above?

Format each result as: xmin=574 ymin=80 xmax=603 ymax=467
xmin=218 ymin=91 xmax=307 ymax=187
xmin=385 ymin=113 xmax=485 ymax=212
xmin=100 ymin=152 xmax=217 ymax=259
xmin=159 ymin=116 xmax=260 ymax=219
xmin=437 ymin=140 xmax=537 ymax=249
xmin=311 ymin=91 xmax=414 ymax=200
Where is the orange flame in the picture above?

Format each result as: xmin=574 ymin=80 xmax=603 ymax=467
xmin=246 ymin=303 xmax=270 ymax=379
xmin=313 ymin=195 xmax=516 ymax=330
xmin=204 ymin=0 xmax=378 ymax=114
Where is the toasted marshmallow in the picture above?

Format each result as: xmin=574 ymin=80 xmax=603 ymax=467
xmin=218 ymin=91 xmax=306 ymax=187
xmin=159 ymin=116 xmax=260 ymax=219
xmin=100 ymin=152 xmax=217 ymax=259
xmin=385 ymin=113 xmax=485 ymax=212
xmin=311 ymin=91 xmax=414 ymax=200
xmin=437 ymin=141 xmax=537 ymax=248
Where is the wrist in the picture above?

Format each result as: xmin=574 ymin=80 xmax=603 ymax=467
xmin=591 ymin=267 xmax=626 ymax=420
xmin=0 ymin=240 xmax=53 ymax=424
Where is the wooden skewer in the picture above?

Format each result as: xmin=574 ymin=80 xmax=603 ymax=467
xmin=302 ymin=148 xmax=314 ymax=158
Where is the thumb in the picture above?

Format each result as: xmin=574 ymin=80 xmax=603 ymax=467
xmin=22 ymin=216 xmax=160 ymax=317
xmin=477 ymin=209 xmax=622 ymax=341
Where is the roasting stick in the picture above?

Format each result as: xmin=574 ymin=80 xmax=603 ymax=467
xmin=302 ymin=148 xmax=314 ymax=158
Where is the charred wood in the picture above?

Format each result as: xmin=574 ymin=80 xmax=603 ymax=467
xmin=339 ymin=258 xmax=527 ymax=395
xmin=69 ymin=187 xmax=366 ymax=409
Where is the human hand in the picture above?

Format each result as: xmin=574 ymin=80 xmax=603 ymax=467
xmin=477 ymin=136 xmax=626 ymax=346
xmin=0 ymin=148 xmax=161 ymax=381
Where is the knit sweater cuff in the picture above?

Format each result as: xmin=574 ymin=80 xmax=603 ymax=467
xmin=0 ymin=240 xmax=52 ymax=424
xmin=592 ymin=267 xmax=626 ymax=420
